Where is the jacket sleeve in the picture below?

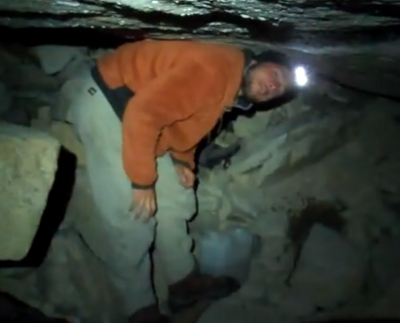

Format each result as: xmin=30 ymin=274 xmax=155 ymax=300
xmin=170 ymin=147 xmax=197 ymax=170
xmin=122 ymin=62 xmax=214 ymax=188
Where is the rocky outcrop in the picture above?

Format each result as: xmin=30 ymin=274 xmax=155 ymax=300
xmin=2 ymin=1 xmax=400 ymax=100
xmin=1 ymin=0 xmax=400 ymax=46
xmin=0 ymin=123 xmax=60 ymax=261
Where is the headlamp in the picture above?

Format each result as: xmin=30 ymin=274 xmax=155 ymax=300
xmin=293 ymin=66 xmax=308 ymax=87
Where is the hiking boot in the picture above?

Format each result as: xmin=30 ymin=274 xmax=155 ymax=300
xmin=129 ymin=304 xmax=170 ymax=323
xmin=168 ymin=271 xmax=240 ymax=313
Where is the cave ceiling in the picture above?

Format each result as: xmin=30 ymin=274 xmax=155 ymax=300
xmin=0 ymin=0 xmax=400 ymax=99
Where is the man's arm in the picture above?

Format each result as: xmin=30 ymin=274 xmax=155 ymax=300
xmin=121 ymin=62 xmax=215 ymax=188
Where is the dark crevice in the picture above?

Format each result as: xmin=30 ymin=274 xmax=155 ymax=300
xmin=0 ymin=26 xmax=146 ymax=47
xmin=1 ymin=23 xmax=400 ymax=48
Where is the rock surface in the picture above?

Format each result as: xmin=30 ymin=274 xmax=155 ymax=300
xmin=0 ymin=0 xmax=399 ymax=46
xmin=0 ymin=122 xmax=60 ymax=260
xmin=31 ymin=45 xmax=88 ymax=75
xmin=289 ymin=224 xmax=367 ymax=309
xmin=1 ymin=1 xmax=400 ymax=101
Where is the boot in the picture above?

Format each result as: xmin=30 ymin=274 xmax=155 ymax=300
xmin=129 ymin=304 xmax=170 ymax=323
xmin=168 ymin=271 xmax=240 ymax=313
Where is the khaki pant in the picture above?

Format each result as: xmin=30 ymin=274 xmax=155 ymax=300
xmin=63 ymin=70 xmax=196 ymax=317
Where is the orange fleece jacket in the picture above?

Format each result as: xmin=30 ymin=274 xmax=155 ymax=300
xmin=97 ymin=40 xmax=245 ymax=187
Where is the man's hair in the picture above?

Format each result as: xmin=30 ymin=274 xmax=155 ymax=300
xmin=254 ymin=49 xmax=294 ymax=71
xmin=254 ymin=49 xmax=299 ymax=99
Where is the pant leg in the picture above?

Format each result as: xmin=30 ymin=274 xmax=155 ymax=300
xmin=154 ymin=155 xmax=197 ymax=284
xmin=63 ymin=70 xmax=156 ymax=316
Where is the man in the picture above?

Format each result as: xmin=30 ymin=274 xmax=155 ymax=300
xmin=64 ymin=39 xmax=297 ymax=323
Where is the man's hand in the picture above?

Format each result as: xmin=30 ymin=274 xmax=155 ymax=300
xmin=129 ymin=188 xmax=157 ymax=222
xmin=174 ymin=164 xmax=195 ymax=189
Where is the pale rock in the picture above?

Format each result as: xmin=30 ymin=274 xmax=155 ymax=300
xmin=227 ymin=108 xmax=321 ymax=175
xmin=197 ymin=173 xmax=225 ymax=212
xmin=266 ymin=99 xmax=312 ymax=127
xmin=226 ymin=181 xmax=266 ymax=218
xmin=229 ymin=111 xmax=353 ymax=187
xmin=0 ymin=122 xmax=60 ymax=260
xmin=206 ymin=164 xmax=231 ymax=186
xmin=232 ymin=99 xmax=311 ymax=139
xmin=214 ymin=129 xmax=239 ymax=147
xmin=196 ymin=181 xmax=231 ymax=230
xmin=31 ymin=45 xmax=87 ymax=75
xmin=290 ymin=224 xmax=367 ymax=309
xmin=228 ymin=131 xmax=287 ymax=175
xmin=0 ymin=82 xmax=12 ymax=116
xmin=232 ymin=110 xmax=273 ymax=138
xmin=197 ymin=193 xmax=221 ymax=214
xmin=196 ymin=169 xmax=229 ymax=229
xmin=256 ymin=114 xmax=351 ymax=186
xmin=37 ymin=229 xmax=124 ymax=322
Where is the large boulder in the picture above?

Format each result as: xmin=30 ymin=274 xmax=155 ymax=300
xmin=228 ymin=108 xmax=358 ymax=187
xmin=0 ymin=122 xmax=60 ymax=261
xmin=288 ymin=224 xmax=367 ymax=309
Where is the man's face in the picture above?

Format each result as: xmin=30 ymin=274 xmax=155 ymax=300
xmin=243 ymin=61 xmax=292 ymax=103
